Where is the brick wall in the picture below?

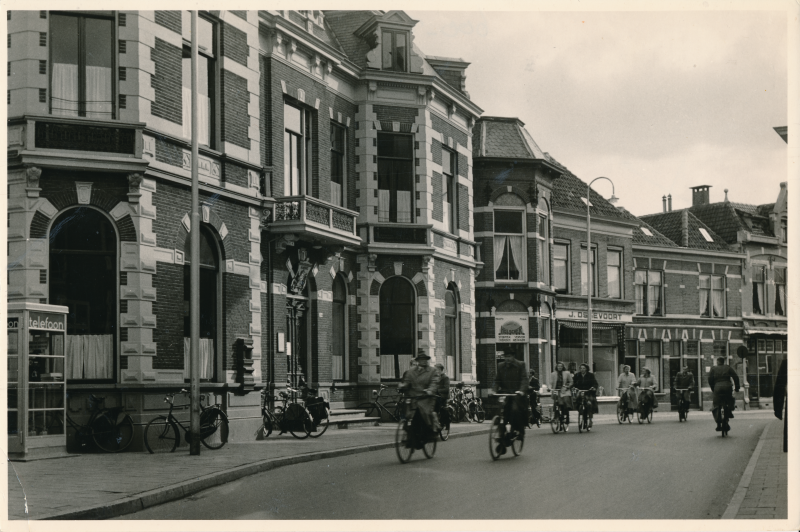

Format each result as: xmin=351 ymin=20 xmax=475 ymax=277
xmin=431 ymin=138 xmax=442 ymax=165
xmin=458 ymin=183 xmax=470 ymax=233
xmin=153 ymin=262 xmax=184 ymax=370
xmin=151 ymin=38 xmax=182 ymax=125
xmin=430 ymin=113 xmax=467 ymax=148
xmin=373 ymin=105 xmax=418 ymax=124
xmin=230 ymin=11 xmax=247 ymax=21
xmin=221 ymin=69 xmax=251 ymax=150
xmin=457 ymin=153 xmax=468 ymax=178
xmin=222 ymin=272 xmax=251 ymax=371
xmin=260 ymin=55 xmax=271 ymax=168
xmin=155 ymin=137 xmax=184 ymax=167
xmin=220 ymin=20 xmax=248 ymax=67
xmin=154 ymin=11 xmax=181 ymax=34
xmin=223 ymin=161 xmax=249 ymax=188
xmin=431 ymin=171 xmax=443 ymax=222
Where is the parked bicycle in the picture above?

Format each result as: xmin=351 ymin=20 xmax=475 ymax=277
xmin=674 ymin=388 xmax=692 ymax=422
xmin=64 ymin=394 xmax=135 ymax=453
xmin=464 ymin=386 xmax=485 ymax=423
xmin=394 ymin=393 xmax=437 ymax=463
xmin=144 ymin=389 xmax=229 ymax=453
xmin=303 ymin=388 xmax=331 ymax=438
xmin=574 ymin=387 xmax=596 ymax=433
xmin=357 ymin=384 xmax=402 ymax=423
xmin=488 ymin=394 xmax=524 ymax=460
xmin=260 ymin=388 xmax=314 ymax=439
xmin=450 ymin=383 xmax=470 ymax=423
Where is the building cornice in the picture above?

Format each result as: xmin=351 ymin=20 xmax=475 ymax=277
xmin=632 ymin=244 xmax=745 ymax=259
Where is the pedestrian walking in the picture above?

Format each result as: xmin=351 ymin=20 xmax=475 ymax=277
xmin=773 ymin=358 xmax=788 ymax=452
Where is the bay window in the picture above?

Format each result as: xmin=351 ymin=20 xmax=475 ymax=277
xmin=50 ymin=12 xmax=114 ymax=119
xmin=634 ymin=270 xmax=662 ymax=316
xmin=494 ymin=210 xmax=525 ymax=281
xmin=377 ymin=133 xmax=413 ymax=223
xmin=181 ymin=13 xmax=215 ymax=147
xmin=700 ymin=274 xmax=725 ymax=318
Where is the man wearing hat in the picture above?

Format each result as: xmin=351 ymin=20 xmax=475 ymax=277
xmin=672 ymin=364 xmax=696 ymax=421
xmin=398 ymin=349 xmax=441 ymax=431
xmin=494 ymin=351 xmax=528 ymax=453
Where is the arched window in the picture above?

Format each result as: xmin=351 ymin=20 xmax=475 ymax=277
xmin=537 ymin=197 xmax=549 ymax=284
xmin=183 ymin=226 xmax=219 ymax=381
xmin=379 ymin=277 xmax=415 ymax=379
xmin=444 ymin=285 xmax=459 ymax=379
xmin=50 ymin=207 xmax=117 ymax=381
xmin=331 ymin=274 xmax=347 ymax=380
xmin=493 ymin=193 xmax=526 ymax=281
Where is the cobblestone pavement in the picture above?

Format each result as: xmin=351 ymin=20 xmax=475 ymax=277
xmin=734 ymin=418 xmax=788 ymax=519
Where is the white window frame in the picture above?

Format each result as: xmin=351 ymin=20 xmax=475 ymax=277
xmin=606 ymin=248 xmax=623 ymax=299
xmin=493 ymin=207 xmax=527 ymax=283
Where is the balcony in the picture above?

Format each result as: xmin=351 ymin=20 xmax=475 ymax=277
xmin=268 ymin=195 xmax=361 ymax=247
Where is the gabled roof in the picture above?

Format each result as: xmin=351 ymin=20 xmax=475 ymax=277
xmin=617 ymin=208 xmax=679 ymax=248
xmin=473 ymin=117 xmax=546 ymax=160
xmin=640 ymin=210 xmax=732 ymax=252
xmin=551 ymin=172 xmax=631 ymax=221
xmin=324 ymin=11 xmax=378 ymax=68
xmin=688 ymin=201 xmax=775 ymax=243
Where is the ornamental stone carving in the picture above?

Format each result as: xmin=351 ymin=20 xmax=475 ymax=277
xmin=26 ymin=166 xmax=42 ymax=188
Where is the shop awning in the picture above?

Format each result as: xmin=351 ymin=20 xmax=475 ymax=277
xmin=743 ymin=326 xmax=787 ymax=336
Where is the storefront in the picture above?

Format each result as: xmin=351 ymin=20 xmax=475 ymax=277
xmin=743 ymin=328 xmax=787 ymax=405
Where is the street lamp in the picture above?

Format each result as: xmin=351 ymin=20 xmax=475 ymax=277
xmin=586 ymin=177 xmax=618 ymax=373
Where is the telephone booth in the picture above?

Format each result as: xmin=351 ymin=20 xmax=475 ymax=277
xmin=7 ymin=302 xmax=69 ymax=461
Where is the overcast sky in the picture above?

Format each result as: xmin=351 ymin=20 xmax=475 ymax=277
xmin=408 ymin=8 xmax=788 ymax=216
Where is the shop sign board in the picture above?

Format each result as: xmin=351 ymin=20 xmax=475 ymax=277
xmin=28 ymin=312 xmax=66 ymax=331
xmin=555 ymin=309 xmax=632 ymax=323
xmin=495 ymin=314 xmax=528 ymax=343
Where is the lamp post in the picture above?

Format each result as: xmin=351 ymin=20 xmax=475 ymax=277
xmin=586 ymin=177 xmax=618 ymax=373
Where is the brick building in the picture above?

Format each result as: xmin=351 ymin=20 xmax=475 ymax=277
xmin=7 ymin=10 xmax=482 ymax=449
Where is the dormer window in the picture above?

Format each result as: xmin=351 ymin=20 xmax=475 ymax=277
xmin=382 ymin=30 xmax=407 ymax=72
xmin=698 ymin=227 xmax=714 ymax=242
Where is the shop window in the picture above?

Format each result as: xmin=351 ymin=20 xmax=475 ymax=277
xmin=752 ymin=266 xmax=765 ymax=315
xmin=330 ymin=123 xmax=345 ymax=207
xmin=377 ymin=133 xmax=413 ymax=222
xmin=443 ymin=147 xmax=457 ymax=234
xmin=181 ymin=13 xmax=216 ymax=148
xmin=381 ymin=30 xmax=408 ymax=72
xmin=553 ymin=243 xmax=569 ymax=293
xmin=607 ymin=249 xmax=622 ymax=299
xmin=50 ymin=12 xmax=114 ymax=118
xmin=580 ymin=246 xmax=597 ymax=296
xmin=444 ymin=285 xmax=459 ymax=380
xmin=634 ymin=270 xmax=662 ymax=316
xmin=494 ymin=210 xmax=525 ymax=281
xmin=284 ymin=102 xmax=313 ymax=197
xmin=183 ymin=226 xmax=219 ymax=381
xmin=379 ymin=277 xmax=415 ymax=379
xmin=699 ymin=274 xmax=725 ymax=318
xmin=49 ymin=207 xmax=116 ymax=381
xmin=331 ymin=274 xmax=347 ymax=380
xmin=774 ymin=268 xmax=786 ymax=316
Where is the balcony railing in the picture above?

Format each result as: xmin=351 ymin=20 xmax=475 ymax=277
xmin=270 ymin=195 xmax=360 ymax=246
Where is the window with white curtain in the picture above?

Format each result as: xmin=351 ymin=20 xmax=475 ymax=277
xmin=752 ymin=266 xmax=765 ymax=315
xmin=183 ymin=226 xmax=219 ymax=381
xmin=182 ymin=13 xmax=215 ymax=147
xmin=377 ymin=133 xmax=413 ymax=223
xmin=553 ymin=243 xmax=569 ymax=293
xmin=444 ymin=285 xmax=459 ymax=380
xmin=700 ymin=274 xmax=725 ymax=318
xmin=284 ymin=103 xmax=313 ymax=197
xmin=50 ymin=13 xmax=114 ymax=119
xmin=774 ymin=268 xmax=786 ymax=316
xmin=332 ymin=274 xmax=347 ymax=380
xmin=607 ymin=249 xmax=622 ymax=299
xmin=580 ymin=247 xmax=597 ymax=296
xmin=494 ymin=209 xmax=525 ymax=281
xmin=634 ymin=270 xmax=663 ymax=316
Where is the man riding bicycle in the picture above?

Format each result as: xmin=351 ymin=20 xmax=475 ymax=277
xmin=493 ymin=351 xmax=528 ymax=454
xmin=528 ymin=370 xmax=542 ymax=426
xmin=398 ymin=349 xmax=441 ymax=432
xmin=573 ymin=363 xmax=598 ymax=429
xmin=707 ymin=356 xmax=740 ymax=433
xmin=672 ymin=365 xmax=695 ymax=420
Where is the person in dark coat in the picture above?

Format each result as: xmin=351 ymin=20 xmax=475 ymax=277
xmin=773 ymin=358 xmax=787 ymax=452
xmin=672 ymin=364 xmax=696 ymax=421
xmin=707 ymin=356 xmax=740 ymax=432
xmin=494 ymin=352 xmax=528 ymax=453
xmin=398 ymin=349 xmax=440 ymax=432
xmin=573 ymin=363 xmax=599 ymax=428
xmin=528 ymin=370 xmax=542 ymax=426
xmin=433 ymin=363 xmax=451 ymax=413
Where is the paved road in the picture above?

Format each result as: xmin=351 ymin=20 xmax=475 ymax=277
xmin=120 ymin=415 xmax=769 ymax=520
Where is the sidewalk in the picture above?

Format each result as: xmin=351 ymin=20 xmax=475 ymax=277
xmin=7 ymin=421 xmax=489 ymax=520
xmin=732 ymin=418 xmax=789 ymax=519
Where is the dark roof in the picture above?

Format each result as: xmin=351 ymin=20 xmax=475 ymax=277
xmin=617 ymin=208 xmax=679 ymax=247
xmin=687 ymin=201 xmax=775 ymax=243
xmin=474 ymin=117 xmax=546 ymax=160
xmin=551 ymin=172 xmax=631 ymax=221
xmin=324 ymin=11 xmax=377 ymax=68
xmin=639 ymin=210 xmax=732 ymax=252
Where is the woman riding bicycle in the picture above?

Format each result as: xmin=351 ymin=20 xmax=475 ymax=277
xmin=636 ymin=368 xmax=659 ymax=411
xmin=573 ymin=363 xmax=598 ymax=429
xmin=617 ymin=365 xmax=637 ymax=414
xmin=707 ymin=356 xmax=740 ymax=433
xmin=550 ymin=361 xmax=573 ymax=431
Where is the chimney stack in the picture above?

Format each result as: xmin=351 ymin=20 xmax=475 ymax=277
xmin=681 ymin=210 xmax=689 ymax=247
xmin=668 ymin=194 xmax=672 ymax=212
xmin=662 ymin=195 xmax=667 ymax=213
xmin=724 ymin=189 xmax=729 ymax=203
xmin=690 ymin=185 xmax=712 ymax=207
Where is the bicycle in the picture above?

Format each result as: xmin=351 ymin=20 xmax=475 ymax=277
xmin=260 ymin=388 xmax=314 ymax=439
xmin=713 ymin=392 xmax=737 ymax=437
xmin=574 ymin=387 xmax=596 ymax=433
xmin=451 ymin=384 xmax=469 ymax=423
xmin=637 ymin=388 xmax=655 ymax=424
xmin=144 ymin=389 xmax=229 ymax=453
xmin=674 ymin=388 xmax=692 ymax=422
xmin=394 ymin=393 xmax=437 ymax=463
xmin=549 ymin=391 xmax=569 ymax=433
xmin=357 ymin=384 xmax=401 ymax=423
xmin=437 ymin=394 xmax=453 ymax=441
xmin=464 ymin=386 xmax=485 ymax=423
xmin=303 ymin=388 xmax=331 ymax=438
xmin=488 ymin=394 xmax=524 ymax=460
xmin=527 ymin=391 xmax=542 ymax=428
xmin=616 ymin=387 xmax=634 ymax=424
xmin=65 ymin=394 xmax=135 ymax=453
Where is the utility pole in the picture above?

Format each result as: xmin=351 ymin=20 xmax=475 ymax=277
xmin=189 ymin=10 xmax=201 ymax=456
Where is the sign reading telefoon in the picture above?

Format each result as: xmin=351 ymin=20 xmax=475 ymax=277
xmin=28 ymin=312 xmax=66 ymax=331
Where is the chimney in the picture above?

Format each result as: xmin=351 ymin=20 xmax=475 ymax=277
xmin=681 ymin=210 xmax=689 ymax=247
xmin=690 ymin=185 xmax=712 ymax=207
xmin=724 ymin=189 xmax=729 ymax=203
xmin=667 ymin=194 xmax=672 ymax=212
xmin=662 ymin=195 xmax=667 ymax=213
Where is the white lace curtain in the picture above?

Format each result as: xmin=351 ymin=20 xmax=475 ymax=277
xmin=183 ymin=338 xmax=214 ymax=380
xmin=378 ymin=190 xmax=411 ymax=222
xmin=380 ymin=355 xmax=396 ymax=379
xmin=755 ymin=283 xmax=765 ymax=314
xmin=777 ymin=285 xmax=786 ymax=314
xmin=65 ymin=335 xmax=113 ymax=380
xmin=508 ymin=236 xmax=524 ymax=274
xmin=332 ymin=356 xmax=343 ymax=380
xmin=378 ymin=190 xmax=391 ymax=222
xmin=182 ymin=87 xmax=210 ymax=146
xmin=331 ymin=182 xmax=342 ymax=207
xmin=635 ymin=271 xmax=646 ymax=314
xmin=51 ymin=64 xmax=112 ymax=118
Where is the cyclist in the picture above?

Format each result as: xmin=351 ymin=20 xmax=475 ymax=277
xmin=573 ymin=363 xmax=598 ymax=429
xmin=433 ymin=363 xmax=451 ymax=415
xmin=528 ymin=370 xmax=542 ymax=427
xmin=617 ymin=365 xmax=637 ymax=416
xmin=707 ymin=356 xmax=740 ymax=433
xmin=398 ymin=349 xmax=441 ymax=432
xmin=550 ymin=361 xmax=574 ymax=431
xmin=493 ymin=351 xmax=528 ymax=454
xmin=636 ymin=368 xmax=659 ymax=412
xmin=672 ymin=364 xmax=695 ymax=420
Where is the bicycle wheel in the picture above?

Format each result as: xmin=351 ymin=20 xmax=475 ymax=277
xmin=308 ymin=407 xmax=330 ymax=438
xmin=647 ymin=409 xmax=653 ymax=424
xmin=439 ymin=421 xmax=450 ymax=441
xmin=617 ymin=403 xmax=625 ymax=424
xmin=422 ymin=436 xmax=436 ymax=459
xmin=92 ymin=412 xmax=135 ymax=453
xmin=511 ymin=431 xmax=524 ymax=456
xmin=475 ymin=405 xmax=486 ymax=423
xmin=637 ymin=409 xmax=643 ymax=424
xmin=357 ymin=402 xmax=379 ymax=420
xmin=395 ymin=420 xmax=413 ymax=463
xmin=200 ymin=408 xmax=229 ymax=450
xmin=577 ymin=408 xmax=584 ymax=433
xmin=456 ymin=403 xmax=468 ymax=423
xmin=385 ymin=402 xmax=401 ymax=422
xmin=287 ymin=404 xmax=312 ymax=439
xmin=489 ymin=416 xmax=502 ymax=461
xmin=683 ymin=407 xmax=689 ymax=422
xmin=550 ymin=407 xmax=560 ymax=434
xmin=144 ymin=416 xmax=179 ymax=454
xmin=262 ymin=410 xmax=276 ymax=438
